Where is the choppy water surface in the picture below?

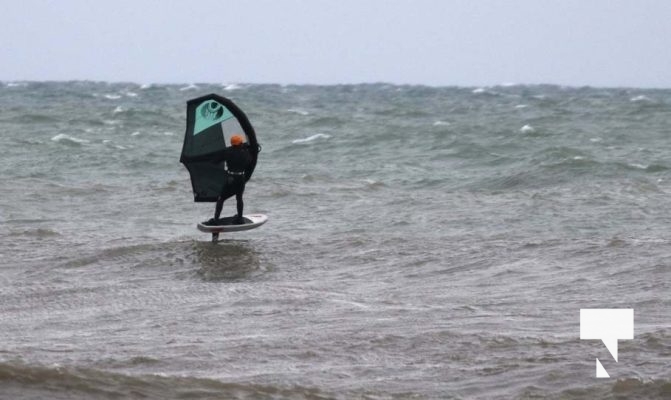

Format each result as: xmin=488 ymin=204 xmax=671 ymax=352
xmin=1 ymin=82 xmax=670 ymax=399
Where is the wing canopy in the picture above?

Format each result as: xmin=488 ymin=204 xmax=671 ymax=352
xmin=180 ymin=94 xmax=259 ymax=202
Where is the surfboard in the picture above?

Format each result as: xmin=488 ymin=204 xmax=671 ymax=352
xmin=197 ymin=214 xmax=268 ymax=234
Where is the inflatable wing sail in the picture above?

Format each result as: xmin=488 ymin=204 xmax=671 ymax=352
xmin=180 ymin=94 xmax=259 ymax=202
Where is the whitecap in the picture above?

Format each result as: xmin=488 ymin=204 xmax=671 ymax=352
xmin=292 ymin=133 xmax=331 ymax=144
xmin=179 ymin=84 xmax=199 ymax=91
xmin=140 ymin=84 xmax=152 ymax=90
xmin=51 ymin=134 xmax=88 ymax=144
xmin=433 ymin=120 xmax=450 ymax=126
xmin=124 ymin=91 xmax=138 ymax=97
xmin=6 ymin=82 xmax=27 ymax=88
xmin=520 ymin=125 xmax=535 ymax=133
xmin=104 ymin=94 xmax=121 ymax=100
xmin=163 ymin=131 xmax=174 ymax=136
xmin=573 ymin=156 xmax=584 ymax=160
xmin=590 ymin=137 xmax=603 ymax=143
xmin=363 ymin=179 xmax=385 ymax=189
xmin=630 ymin=95 xmax=652 ymax=102
xmin=222 ymin=83 xmax=242 ymax=91
xmin=472 ymin=88 xmax=487 ymax=94
xmin=287 ymin=108 xmax=309 ymax=116
xmin=629 ymin=163 xmax=647 ymax=169
xmin=131 ymin=131 xmax=141 ymax=136
xmin=514 ymin=104 xmax=528 ymax=109
xmin=113 ymin=106 xmax=125 ymax=114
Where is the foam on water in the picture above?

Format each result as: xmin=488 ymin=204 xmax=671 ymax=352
xmin=287 ymin=108 xmax=310 ymax=116
xmin=291 ymin=133 xmax=331 ymax=144
xmin=222 ymin=83 xmax=243 ymax=91
xmin=630 ymin=95 xmax=652 ymax=102
xmin=51 ymin=133 xmax=89 ymax=144
xmin=179 ymin=84 xmax=199 ymax=91
xmin=5 ymin=81 xmax=28 ymax=88
xmin=520 ymin=124 xmax=535 ymax=133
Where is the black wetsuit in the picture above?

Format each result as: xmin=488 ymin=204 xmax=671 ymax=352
xmin=212 ymin=145 xmax=252 ymax=222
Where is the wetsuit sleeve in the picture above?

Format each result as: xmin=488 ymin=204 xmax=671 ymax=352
xmin=243 ymin=147 xmax=253 ymax=167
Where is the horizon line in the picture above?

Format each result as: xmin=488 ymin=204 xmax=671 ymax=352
xmin=2 ymin=79 xmax=670 ymax=91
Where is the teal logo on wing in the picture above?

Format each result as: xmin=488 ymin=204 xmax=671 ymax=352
xmin=193 ymin=100 xmax=235 ymax=135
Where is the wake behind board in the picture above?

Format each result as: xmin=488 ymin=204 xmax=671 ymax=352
xmin=197 ymin=214 xmax=268 ymax=234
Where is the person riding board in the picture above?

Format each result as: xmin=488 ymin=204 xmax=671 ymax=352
xmin=207 ymin=134 xmax=252 ymax=224
xmin=184 ymin=133 xmax=252 ymax=225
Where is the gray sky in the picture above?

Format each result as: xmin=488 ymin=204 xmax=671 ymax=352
xmin=2 ymin=0 xmax=670 ymax=87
